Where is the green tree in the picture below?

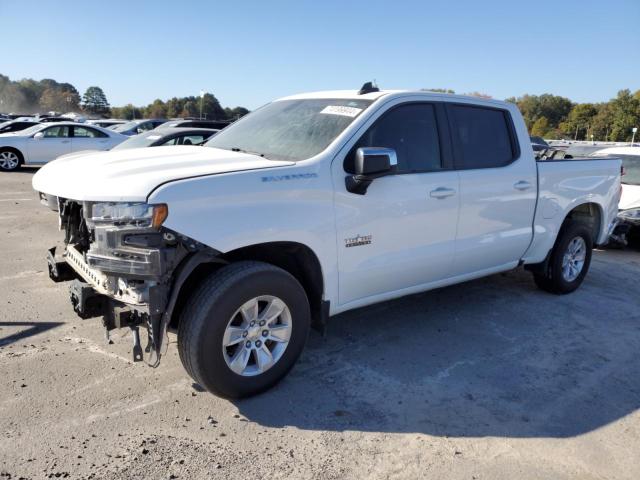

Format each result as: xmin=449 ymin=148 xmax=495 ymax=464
xmin=530 ymin=117 xmax=550 ymax=137
xmin=165 ymin=97 xmax=184 ymax=118
xmin=591 ymin=103 xmax=615 ymax=141
xmin=146 ymin=99 xmax=167 ymax=118
xmin=224 ymin=106 xmax=250 ymax=120
xmin=81 ymin=86 xmax=110 ymax=115
xmin=561 ymin=103 xmax=598 ymax=140
xmin=39 ymin=83 xmax=80 ymax=112
xmin=180 ymin=100 xmax=198 ymax=118
xmin=201 ymin=93 xmax=226 ymax=120
xmin=609 ymin=89 xmax=640 ymax=141
xmin=111 ymin=104 xmax=143 ymax=120
xmin=507 ymin=94 xmax=573 ymax=131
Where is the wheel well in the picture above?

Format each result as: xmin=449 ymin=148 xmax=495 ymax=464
xmin=0 ymin=147 xmax=24 ymax=163
xmin=169 ymin=242 xmax=325 ymax=330
xmin=563 ymin=202 xmax=602 ymax=244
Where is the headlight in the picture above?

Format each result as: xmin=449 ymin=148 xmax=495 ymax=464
xmin=89 ymin=202 xmax=168 ymax=229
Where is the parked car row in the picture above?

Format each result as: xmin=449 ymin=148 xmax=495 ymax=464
xmin=0 ymin=118 xmax=227 ymax=171
xmin=0 ymin=116 xmax=232 ymax=137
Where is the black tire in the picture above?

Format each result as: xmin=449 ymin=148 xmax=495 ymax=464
xmin=0 ymin=148 xmax=23 ymax=172
xmin=177 ymin=261 xmax=310 ymax=398
xmin=533 ymin=220 xmax=593 ymax=294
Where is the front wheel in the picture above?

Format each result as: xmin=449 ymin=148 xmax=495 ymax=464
xmin=533 ymin=220 xmax=593 ymax=294
xmin=177 ymin=261 xmax=310 ymax=398
xmin=0 ymin=149 xmax=22 ymax=171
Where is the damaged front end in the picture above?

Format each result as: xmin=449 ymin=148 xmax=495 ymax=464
xmin=48 ymin=199 xmax=214 ymax=366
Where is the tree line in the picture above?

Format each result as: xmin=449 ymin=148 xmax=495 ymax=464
xmin=2 ymin=73 xmax=638 ymax=139
xmin=0 ymin=73 xmax=249 ymax=121
xmin=427 ymin=87 xmax=640 ymax=142
xmin=110 ymin=96 xmax=249 ymax=121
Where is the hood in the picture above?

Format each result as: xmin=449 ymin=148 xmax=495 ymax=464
xmin=56 ymin=149 xmax=101 ymax=161
xmin=620 ymin=183 xmax=640 ymax=210
xmin=32 ymin=146 xmax=294 ymax=202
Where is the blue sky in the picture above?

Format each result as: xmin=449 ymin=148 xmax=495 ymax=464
xmin=1 ymin=0 xmax=639 ymax=109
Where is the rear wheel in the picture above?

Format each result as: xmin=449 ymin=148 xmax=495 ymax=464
xmin=0 ymin=149 xmax=22 ymax=171
xmin=177 ymin=261 xmax=310 ymax=398
xmin=533 ymin=221 xmax=593 ymax=294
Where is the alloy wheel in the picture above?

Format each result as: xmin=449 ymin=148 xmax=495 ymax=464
xmin=222 ymin=295 xmax=292 ymax=376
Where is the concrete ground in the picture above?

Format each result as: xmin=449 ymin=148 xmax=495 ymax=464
xmin=1 ymin=169 xmax=639 ymax=480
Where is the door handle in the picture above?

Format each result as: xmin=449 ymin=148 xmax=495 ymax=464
xmin=61 ymin=140 xmax=70 ymax=144
xmin=514 ymin=180 xmax=532 ymax=191
xmin=429 ymin=187 xmax=456 ymax=199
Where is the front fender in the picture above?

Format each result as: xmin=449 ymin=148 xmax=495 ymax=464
xmin=147 ymin=163 xmax=339 ymax=305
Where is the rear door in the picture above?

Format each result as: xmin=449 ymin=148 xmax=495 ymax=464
xmin=334 ymin=101 xmax=460 ymax=305
xmin=27 ymin=125 xmax=72 ymax=163
xmin=71 ymin=126 xmax=111 ymax=151
xmin=446 ymin=103 xmax=537 ymax=275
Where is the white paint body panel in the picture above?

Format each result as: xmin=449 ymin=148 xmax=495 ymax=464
xmin=0 ymin=122 xmax=126 ymax=165
xmin=620 ymin=183 xmax=640 ymax=210
xmin=32 ymin=91 xmax=622 ymax=317
xmin=522 ymin=159 xmax=621 ymax=263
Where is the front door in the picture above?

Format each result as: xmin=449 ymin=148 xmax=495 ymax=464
xmin=333 ymin=102 xmax=460 ymax=306
xmin=27 ymin=125 xmax=72 ymax=164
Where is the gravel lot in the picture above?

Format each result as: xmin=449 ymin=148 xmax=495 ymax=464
xmin=1 ymin=169 xmax=639 ymax=480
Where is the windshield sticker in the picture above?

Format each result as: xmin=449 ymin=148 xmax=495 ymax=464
xmin=320 ymin=105 xmax=363 ymax=117
xmin=146 ymin=135 xmax=161 ymax=140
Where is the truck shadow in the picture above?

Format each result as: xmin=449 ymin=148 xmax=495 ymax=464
xmin=0 ymin=321 xmax=63 ymax=347
xmin=234 ymin=254 xmax=640 ymax=438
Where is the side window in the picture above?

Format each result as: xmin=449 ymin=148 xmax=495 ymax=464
xmin=43 ymin=126 xmax=69 ymax=137
xmin=73 ymin=126 xmax=107 ymax=138
xmin=159 ymin=137 xmax=179 ymax=146
xmin=179 ymin=135 xmax=206 ymax=145
xmin=136 ymin=122 xmax=154 ymax=133
xmin=448 ymin=105 xmax=516 ymax=169
xmin=345 ymin=103 xmax=441 ymax=174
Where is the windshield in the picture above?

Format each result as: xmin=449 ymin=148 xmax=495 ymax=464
xmin=112 ymin=132 xmax=162 ymax=150
xmin=112 ymin=121 xmax=139 ymax=132
xmin=17 ymin=124 xmax=45 ymax=136
xmin=204 ymin=98 xmax=373 ymax=161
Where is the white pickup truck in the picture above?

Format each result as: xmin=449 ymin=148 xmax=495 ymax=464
xmin=33 ymin=85 xmax=621 ymax=398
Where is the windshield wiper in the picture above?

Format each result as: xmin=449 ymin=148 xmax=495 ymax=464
xmin=230 ymin=147 xmax=266 ymax=158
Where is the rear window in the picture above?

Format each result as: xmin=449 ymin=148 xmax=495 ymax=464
xmin=449 ymin=105 xmax=517 ymax=169
xmin=73 ymin=126 xmax=107 ymax=138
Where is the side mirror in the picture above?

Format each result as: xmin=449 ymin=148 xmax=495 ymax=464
xmin=34 ymin=132 xmax=44 ymax=139
xmin=346 ymin=147 xmax=397 ymax=195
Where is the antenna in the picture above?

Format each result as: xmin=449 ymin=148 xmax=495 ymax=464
xmin=358 ymin=81 xmax=380 ymax=95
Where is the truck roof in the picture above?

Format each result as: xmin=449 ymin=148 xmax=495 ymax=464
xmin=277 ymin=89 xmax=512 ymax=109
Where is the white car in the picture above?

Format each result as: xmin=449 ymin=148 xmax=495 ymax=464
xmin=590 ymin=147 xmax=640 ymax=242
xmin=590 ymin=146 xmax=640 ymax=211
xmin=33 ymin=87 xmax=621 ymax=398
xmin=0 ymin=122 xmax=126 ymax=171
